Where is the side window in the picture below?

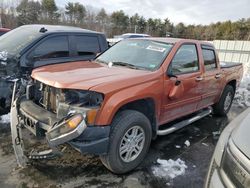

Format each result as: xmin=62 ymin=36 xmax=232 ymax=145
xmin=170 ymin=44 xmax=199 ymax=75
xmin=30 ymin=36 xmax=69 ymax=60
xmin=202 ymin=48 xmax=217 ymax=71
xmin=76 ymin=36 xmax=100 ymax=56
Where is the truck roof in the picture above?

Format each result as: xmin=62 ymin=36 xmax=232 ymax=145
xmin=18 ymin=24 xmax=102 ymax=34
xmin=138 ymin=37 xmax=214 ymax=46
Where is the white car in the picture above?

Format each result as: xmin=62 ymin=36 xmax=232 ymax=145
xmin=107 ymin=33 xmax=150 ymax=46
xmin=205 ymin=108 xmax=250 ymax=188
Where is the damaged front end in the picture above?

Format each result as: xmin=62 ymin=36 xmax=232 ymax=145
xmin=0 ymin=53 xmax=22 ymax=114
xmin=11 ymin=79 xmax=110 ymax=167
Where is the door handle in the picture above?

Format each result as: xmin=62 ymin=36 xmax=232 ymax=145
xmin=196 ymin=76 xmax=203 ymax=82
xmin=215 ymin=74 xmax=221 ymax=79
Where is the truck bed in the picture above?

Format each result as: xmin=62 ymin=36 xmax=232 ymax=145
xmin=220 ymin=61 xmax=242 ymax=68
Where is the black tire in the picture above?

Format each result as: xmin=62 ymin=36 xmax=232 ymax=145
xmin=100 ymin=110 xmax=152 ymax=174
xmin=213 ymin=85 xmax=235 ymax=116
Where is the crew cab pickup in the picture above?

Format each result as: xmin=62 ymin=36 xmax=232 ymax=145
xmin=0 ymin=25 xmax=108 ymax=114
xmin=11 ymin=38 xmax=243 ymax=174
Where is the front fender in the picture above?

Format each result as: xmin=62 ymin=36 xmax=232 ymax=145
xmin=94 ymin=79 xmax=163 ymax=125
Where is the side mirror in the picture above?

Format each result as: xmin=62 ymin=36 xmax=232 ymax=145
xmin=168 ymin=72 xmax=183 ymax=100
xmin=166 ymin=66 xmax=177 ymax=79
xmin=167 ymin=73 xmax=178 ymax=79
xmin=167 ymin=72 xmax=181 ymax=86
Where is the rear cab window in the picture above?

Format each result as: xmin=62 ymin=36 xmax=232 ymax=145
xmin=75 ymin=36 xmax=100 ymax=56
xmin=169 ymin=44 xmax=199 ymax=75
xmin=202 ymin=45 xmax=217 ymax=71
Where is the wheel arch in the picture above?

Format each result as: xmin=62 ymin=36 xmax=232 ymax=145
xmin=97 ymin=97 xmax=158 ymax=139
xmin=115 ymin=98 xmax=157 ymax=138
xmin=226 ymin=79 xmax=237 ymax=92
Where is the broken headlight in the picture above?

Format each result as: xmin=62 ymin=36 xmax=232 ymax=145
xmin=47 ymin=114 xmax=87 ymax=146
xmin=61 ymin=90 xmax=104 ymax=107
xmin=57 ymin=90 xmax=104 ymax=125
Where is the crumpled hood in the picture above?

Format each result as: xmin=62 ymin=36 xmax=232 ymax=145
xmin=32 ymin=61 xmax=157 ymax=93
xmin=232 ymin=109 xmax=250 ymax=159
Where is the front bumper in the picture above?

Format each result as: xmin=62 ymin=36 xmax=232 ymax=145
xmin=11 ymin=97 xmax=110 ymax=166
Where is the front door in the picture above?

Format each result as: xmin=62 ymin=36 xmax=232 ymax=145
xmin=160 ymin=43 xmax=204 ymax=124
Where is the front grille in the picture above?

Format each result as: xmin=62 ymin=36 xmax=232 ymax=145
xmin=33 ymin=81 xmax=60 ymax=113
xmin=19 ymin=108 xmax=44 ymax=137
xmin=221 ymin=145 xmax=250 ymax=188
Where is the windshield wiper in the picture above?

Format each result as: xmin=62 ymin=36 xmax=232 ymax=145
xmin=112 ymin=61 xmax=147 ymax=70
xmin=95 ymin=59 xmax=108 ymax=64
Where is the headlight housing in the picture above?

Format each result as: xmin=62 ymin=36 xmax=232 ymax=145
xmin=60 ymin=90 xmax=104 ymax=107
xmin=56 ymin=90 xmax=104 ymax=126
xmin=46 ymin=114 xmax=87 ymax=146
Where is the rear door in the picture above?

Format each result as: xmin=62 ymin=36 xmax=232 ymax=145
xmin=197 ymin=45 xmax=223 ymax=109
xmin=161 ymin=43 xmax=204 ymax=123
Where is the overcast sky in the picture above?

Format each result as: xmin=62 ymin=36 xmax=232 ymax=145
xmin=55 ymin=0 xmax=250 ymax=25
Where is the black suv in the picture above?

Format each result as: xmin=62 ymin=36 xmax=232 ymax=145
xmin=0 ymin=24 xmax=108 ymax=114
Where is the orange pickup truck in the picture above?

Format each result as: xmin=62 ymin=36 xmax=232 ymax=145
xmin=11 ymin=38 xmax=243 ymax=174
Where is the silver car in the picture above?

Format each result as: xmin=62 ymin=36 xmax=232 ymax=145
xmin=205 ymin=108 xmax=250 ymax=188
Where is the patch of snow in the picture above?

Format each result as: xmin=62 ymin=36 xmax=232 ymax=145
xmin=175 ymin=145 xmax=181 ymax=149
xmin=0 ymin=113 xmax=10 ymax=124
xmin=166 ymin=182 xmax=171 ymax=186
xmin=152 ymin=158 xmax=188 ymax=179
xmin=184 ymin=140 xmax=190 ymax=147
xmin=212 ymin=131 xmax=220 ymax=136
xmin=0 ymin=50 xmax=8 ymax=61
xmin=202 ymin=143 xmax=209 ymax=147
xmin=234 ymin=68 xmax=250 ymax=107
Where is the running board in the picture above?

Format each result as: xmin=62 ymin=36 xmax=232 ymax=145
xmin=157 ymin=108 xmax=212 ymax=136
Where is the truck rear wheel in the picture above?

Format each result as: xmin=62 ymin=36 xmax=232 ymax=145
xmin=100 ymin=110 xmax=152 ymax=174
xmin=213 ymin=85 xmax=235 ymax=116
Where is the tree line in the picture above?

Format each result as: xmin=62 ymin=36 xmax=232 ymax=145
xmin=0 ymin=0 xmax=250 ymax=40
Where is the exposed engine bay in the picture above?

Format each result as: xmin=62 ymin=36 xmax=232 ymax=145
xmin=27 ymin=80 xmax=104 ymax=117
xmin=10 ymin=78 xmax=109 ymax=167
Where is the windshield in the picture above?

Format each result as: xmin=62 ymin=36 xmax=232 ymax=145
xmin=0 ymin=26 xmax=43 ymax=56
xmin=96 ymin=39 xmax=173 ymax=70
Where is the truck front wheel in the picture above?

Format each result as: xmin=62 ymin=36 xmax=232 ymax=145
xmin=100 ymin=110 xmax=152 ymax=174
xmin=213 ymin=85 xmax=235 ymax=116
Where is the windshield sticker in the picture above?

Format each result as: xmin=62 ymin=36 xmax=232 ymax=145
xmin=146 ymin=45 xmax=166 ymax=52
xmin=149 ymin=64 xmax=156 ymax=68
xmin=127 ymin=43 xmax=138 ymax=47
